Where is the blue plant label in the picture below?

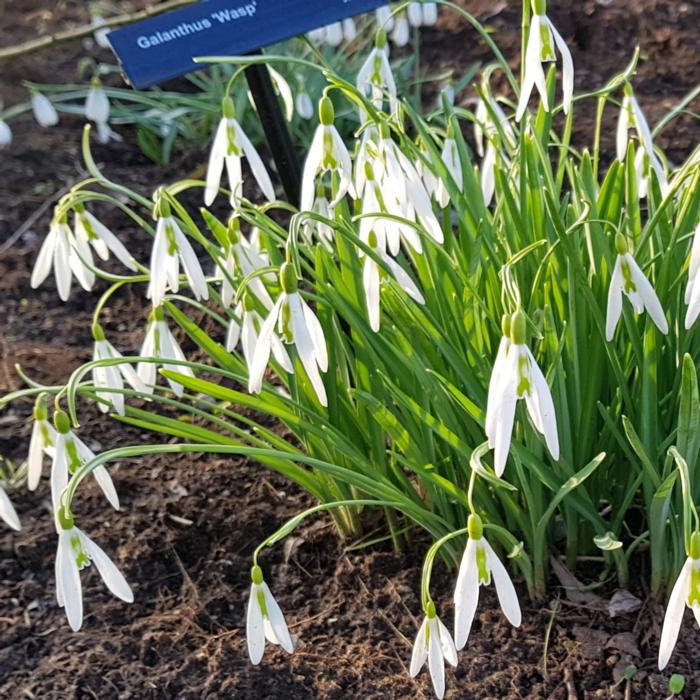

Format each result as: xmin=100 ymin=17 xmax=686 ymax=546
xmin=109 ymin=0 xmax=389 ymax=88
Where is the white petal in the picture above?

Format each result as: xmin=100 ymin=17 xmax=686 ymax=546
xmin=57 ymin=532 xmax=83 ymax=630
xmin=453 ymin=538 xmax=480 ymax=649
xmin=364 ymin=258 xmax=381 ymax=332
xmin=32 ymin=93 xmax=59 ymax=127
xmin=300 ymin=127 xmax=324 ymax=212
xmin=659 ymin=558 xmax=692 ymax=670
xmin=409 ymin=617 xmax=429 ymax=677
xmin=82 ymin=532 xmax=133 ymax=602
xmin=437 ymin=618 xmax=458 ymax=667
xmin=249 ymin=297 xmax=283 ymax=394
xmin=31 ymin=226 xmax=58 ymax=289
xmin=262 ymin=583 xmax=295 ymax=654
xmin=301 ymin=298 xmax=328 ymax=372
xmin=51 ymin=435 xmax=69 ymax=518
xmin=84 ymin=211 xmax=136 ymax=270
xmin=246 ymin=583 xmax=266 ymax=665
xmin=616 ymin=97 xmax=630 ymax=163
xmin=383 ymin=256 xmax=425 ymax=304
xmin=427 ymin=617 xmax=446 ymax=699
xmin=516 ymin=17 xmax=544 ymax=121
xmin=481 ymin=145 xmax=497 ymax=206
xmin=484 ymin=539 xmax=522 ymax=626
xmin=547 ymin=18 xmax=574 ymax=114
xmin=173 ymin=222 xmax=208 ymax=301
xmin=524 ymin=347 xmax=560 ymax=460
xmin=234 ymin=121 xmax=275 ymax=202
xmin=27 ymin=421 xmax=48 ymax=491
xmin=53 ymin=225 xmax=73 ymax=302
xmin=85 ymin=87 xmax=110 ymax=124
xmin=205 ymin=119 xmax=227 ymax=206
xmin=0 ymin=485 xmax=20 ymax=531
xmin=605 ymin=256 xmax=624 ymax=341
xmin=485 ymin=337 xmax=510 ymax=443
xmin=626 ymin=254 xmax=668 ymax=334
xmin=289 ymin=294 xmax=327 ymax=406
xmin=93 ymin=465 xmax=120 ymax=510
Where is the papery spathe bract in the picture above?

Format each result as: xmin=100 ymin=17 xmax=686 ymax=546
xmin=454 ymin=515 xmax=521 ymax=649
xmin=0 ymin=485 xmax=20 ymax=531
xmin=249 ymin=264 xmax=328 ymax=406
xmin=146 ymin=204 xmax=208 ymax=308
xmin=516 ymin=1 xmax=574 ymax=121
xmin=74 ymin=204 xmax=136 ymax=270
xmin=409 ymin=602 xmax=457 ymax=699
xmin=31 ymin=91 xmax=59 ymax=127
xmin=27 ymin=396 xmax=57 ymax=491
xmin=300 ymin=97 xmax=354 ymax=212
xmin=658 ymin=533 xmax=700 ymax=670
xmin=55 ymin=509 xmax=133 ymax=631
xmin=204 ymin=97 xmax=275 ymax=207
xmin=50 ymin=410 xmax=120 ymax=520
xmin=31 ymin=216 xmax=95 ymax=302
xmin=485 ymin=311 xmax=559 ymax=475
xmin=137 ymin=309 xmax=194 ymax=397
xmin=605 ymin=234 xmax=668 ymax=341
xmin=246 ymin=565 xmax=295 ymax=665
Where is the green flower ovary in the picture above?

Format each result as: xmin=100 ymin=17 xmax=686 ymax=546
xmin=70 ymin=534 xmax=90 ymax=569
xmin=620 ymin=259 xmax=637 ymax=294
xmin=476 ymin=545 xmax=491 ymax=585
xmin=65 ymin=439 xmax=82 ymax=474
xmin=688 ymin=565 xmax=700 ymax=607
xmin=516 ymin=354 xmax=531 ymax=397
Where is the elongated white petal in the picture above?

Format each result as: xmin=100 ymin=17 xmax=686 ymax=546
xmin=249 ymin=297 xmax=283 ymax=394
xmin=616 ymin=97 xmax=630 ymax=162
xmin=454 ymin=538 xmax=480 ymax=650
xmin=247 ymin=583 xmax=266 ymax=664
xmin=364 ymin=258 xmax=381 ymax=332
xmin=234 ymin=121 xmax=275 ymax=202
xmin=423 ymin=3 xmax=438 ymax=25
xmin=173 ymin=223 xmax=208 ymax=301
xmin=437 ymin=618 xmax=458 ymax=667
xmin=392 ymin=15 xmax=410 ymax=47
xmin=659 ymin=558 xmax=692 ymax=670
xmin=492 ymin=349 xmax=519 ymax=476
xmin=93 ymin=465 xmax=120 ymax=510
xmin=301 ymin=298 xmax=328 ymax=372
xmin=58 ymin=533 xmax=83 ymax=630
xmin=262 ymin=583 xmax=294 ymax=654
xmin=82 ymin=532 xmax=133 ymax=602
xmin=84 ymin=212 xmax=136 ymax=270
xmin=205 ymin=118 xmax=228 ymax=206
xmin=137 ymin=324 xmax=158 ymax=392
xmin=427 ymin=617 xmax=446 ymax=699
xmin=53 ymin=225 xmax=73 ymax=302
xmin=31 ymin=226 xmax=58 ymax=289
xmin=28 ymin=420 xmax=53 ymax=491
xmin=484 ymin=539 xmax=522 ymax=626
xmin=409 ymin=617 xmax=429 ymax=677
xmin=85 ymin=87 xmax=110 ymax=124
xmin=289 ymin=294 xmax=327 ymax=406
xmin=268 ymin=67 xmax=294 ymax=122
xmin=481 ymin=144 xmax=497 ymax=205
xmin=51 ymin=434 xmax=69 ymax=518
xmin=605 ymin=256 xmax=624 ymax=341
xmin=485 ymin=337 xmax=510 ymax=443
xmin=547 ymin=18 xmax=574 ymax=114
xmin=516 ymin=16 xmax=544 ymax=121
xmin=0 ymin=486 xmax=20 ymax=531
xmin=300 ymin=127 xmax=325 ymax=212
xmin=686 ymin=275 xmax=700 ymax=330
xmin=626 ymin=254 xmax=668 ymax=334
xmin=524 ymin=347 xmax=559 ymax=460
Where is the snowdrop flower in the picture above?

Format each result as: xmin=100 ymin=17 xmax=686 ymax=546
xmin=0 ymin=485 xmax=20 ymax=531
xmin=658 ymin=532 xmax=700 ymax=670
xmin=376 ymin=5 xmax=395 ymax=32
xmin=454 ymin=514 xmax=521 ymax=649
xmin=409 ymin=601 xmax=457 ymax=699
xmin=515 ymin=0 xmax=574 ymax=122
xmin=226 ymin=294 xmax=294 ymax=378
xmin=0 ymin=119 xmax=12 ymax=146
xmin=422 ymin=3 xmax=439 ymax=25
xmin=354 ymin=124 xmax=380 ymax=198
xmin=51 ymin=410 xmax=119 ymax=519
xmin=73 ymin=203 xmax=135 ymax=270
xmin=137 ymin=307 xmax=194 ymax=397
xmin=391 ymin=13 xmax=410 ymax=47
xmin=485 ymin=311 xmax=560 ymax=475
xmin=147 ymin=196 xmax=208 ymax=308
xmin=376 ymin=126 xmax=444 ymax=247
xmin=27 ymin=395 xmax=57 ymax=491
xmin=324 ymin=22 xmax=344 ymax=47
xmin=301 ymin=185 xmax=335 ymax=248
xmin=92 ymin=324 xmax=148 ymax=416
xmin=204 ymin=97 xmax=275 ymax=207
xmin=300 ymin=97 xmax=354 ymax=213
xmin=616 ymin=85 xmax=668 ymax=197
xmin=295 ymin=91 xmax=314 ymax=121
xmin=85 ymin=78 xmax=109 ymax=125
xmin=247 ymin=565 xmax=295 ymax=664
xmin=684 ymin=223 xmax=700 ymax=329
xmin=31 ymin=214 xmax=95 ymax=302
xmin=342 ymin=18 xmax=358 ymax=43
xmin=91 ymin=14 xmax=112 ymax=49
xmin=605 ymin=233 xmax=668 ymax=340
xmin=434 ymin=125 xmax=463 ymax=208
xmin=248 ymin=68 xmax=294 ymax=122
xmin=407 ymin=3 xmax=423 ymax=27
xmin=54 ymin=508 xmax=133 ymax=631
xmin=356 ymin=30 xmax=398 ymax=118
xmin=31 ymin=91 xmax=59 ymax=127
xmin=249 ymin=264 xmax=328 ymax=406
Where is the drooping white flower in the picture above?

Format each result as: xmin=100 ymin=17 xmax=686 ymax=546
xmin=376 ymin=5 xmax=395 ymax=31
xmin=85 ymin=79 xmax=110 ymax=125
xmin=0 ymin=485 xmax=20 ymax=531
xmin=356 ymin=30 xmax=398 ymax=118
xmin=300 ymin=97 xmax=354 ymax=213
xmin=92 ymin=327 xmax=149 ymax=416
xmin=392 ymin=13 xmax=410 ymax=46
xmin=0 ymin=119 xmax=12 ymax=146
xmin=246 ymin=565 xmax=295 ymax=664
xmin=658 ymin=533 xmax=700 ymax=670
xmin=434 ymin=128 xmax=463 ymax=208
xmin=295 ymin=91 xmax=314 ymax=121
xmin=485 ymin=311 xmax=560 ymax=475
xmin=27 ymin=396 xmax=57 ymax=491
xmin=324 ymin=21 xmax=344 ymax=47
xmin=515 ymin=2 xmax=574 ymax=121
xmin=684 ymin=223 xmax=700 ymax=329
xmin=354 ymin=124 xmax=380 ymax=199
xmin=137 ymin=309 xmax=194 ymax=397
xmin=73 ymin=205 xmax=136 ymax=270
xmin=31 ymin=92 xmax=59 ymax=127
xmin=54 ymin=510 xmax=133 ymax=631
xmin=146 ymin=206 xmax=208 ymax=308
xmin=301 ymin=186 xmax=335 ymax=248
xmin=407 ymin=3 xmax=423 ymax=27
xmin=409 ymin=602 xmax=458 ymax=699
xmin=51 ymin=410 xmax=120 ymax=518
xmin=422 ymin=3 xmax=439 ymax=25
xmin=248 ymin=68 xmax=294 ymax=122
xmin=342 ymin=17 xmax=357 ymax=43
xmin=204 ymin=97 xmax=275 ymax=207
xmin=605 ymin=234 xmax=668 ymax=341
xmin=616 ymin=87 xmax=668 ymax=197
xmin=454 ymin=514 xmax=521 ymax=649
xmin=226 ymin=295 xmax=294 ymax=379
xmin=249 ymin=264 xmax=328 ymax=406
xmin=31 ymin=216 xmax=95 ymax=302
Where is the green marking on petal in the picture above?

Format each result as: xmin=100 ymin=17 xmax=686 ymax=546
xmin=256 ymin=588 xmax=268 ymax=618
xmin=539 ymin=22 xmax=555 ymax=62
xmin=476 ymin=545 xmax=490 ymax=585
xmin=70 ymin=534 xmax=90 ymax=569
xmin=517 ymin=354 xmax=531 ymax=397
xmin=165 ymin=221 xmax=178 ymax=256
xmin=65 ymin=439 xmax=82 ymax=474
xmin=620 ymin=260 xmax=637 ymax=294
xmin=688 ymin=565 xmax=700 ymax=607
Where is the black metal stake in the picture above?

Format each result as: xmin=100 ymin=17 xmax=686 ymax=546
xmin=244 ymin=59 xmax=302 ymax=206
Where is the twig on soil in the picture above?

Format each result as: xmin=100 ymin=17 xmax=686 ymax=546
xmin=0 ymin=0 xmax=199 ymax=62
xmin=541 ymin=595 xmax=561 ymax=680
xmin=563 ymin=667 xmax=578 ymax=700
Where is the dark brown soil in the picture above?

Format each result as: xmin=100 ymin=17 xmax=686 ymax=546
xmin=1 ymin=2 xmax=699 ymax=699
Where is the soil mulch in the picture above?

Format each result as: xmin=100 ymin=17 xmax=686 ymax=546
xmin=1 ymin=1 xmax=699 ymax=698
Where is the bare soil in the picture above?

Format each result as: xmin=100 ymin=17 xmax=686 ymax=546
xmin=1 ymin=1 xmax=699 ymax=699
